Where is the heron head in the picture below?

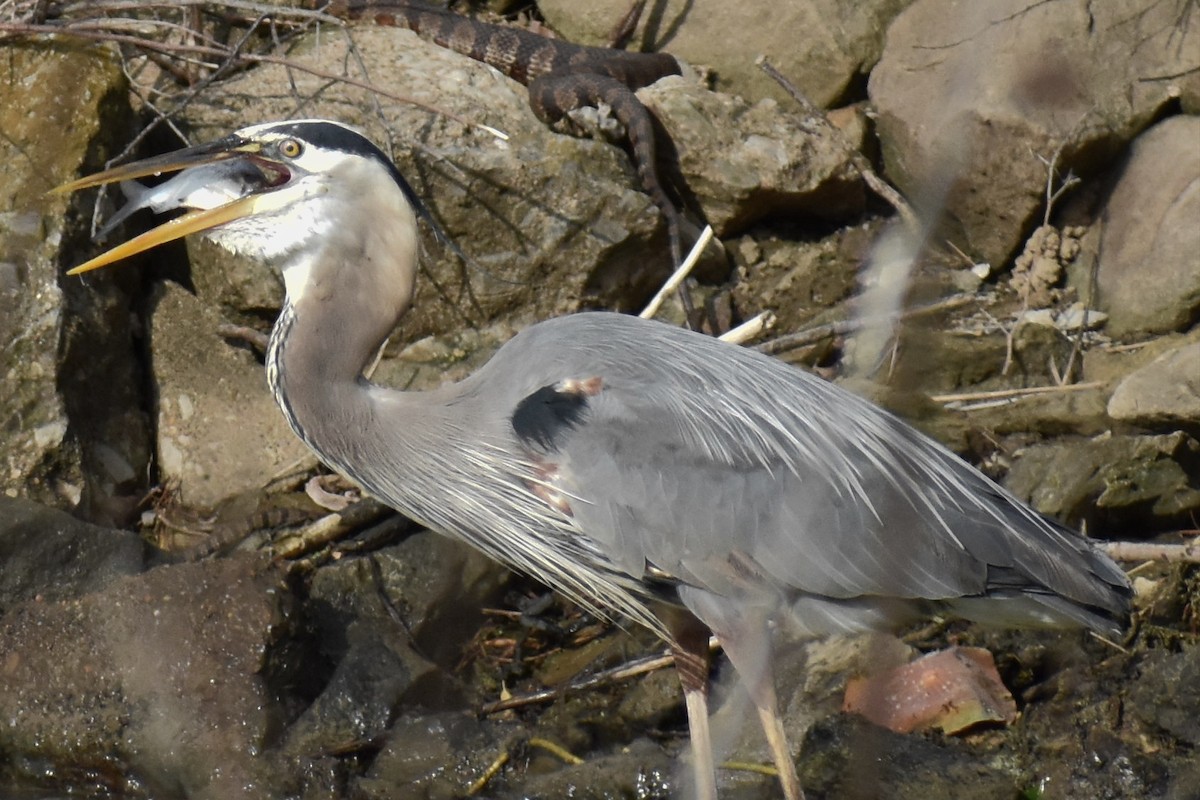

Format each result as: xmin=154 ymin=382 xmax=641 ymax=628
xmin=58 ymin=119 xmax=425 ymax=276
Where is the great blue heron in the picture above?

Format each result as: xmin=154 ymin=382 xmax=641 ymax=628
xmin=61 ymin=119 xmax=1131 ymax=800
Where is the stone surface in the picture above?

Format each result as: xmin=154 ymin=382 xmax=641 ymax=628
xmin=731 ymin=221 xmax=881 ymax=336
xmin=640 ymin=77 xmax=864 ymax=232
xmin=311 ymin=530 xmax=511 ymax=670
xmin=1130 ymin=645 xmax=1200 ymax=749
xmin=0 ymin=555 xmax=295 ymax=800
xmin=508 ymin=740 xmax=678 ymax=800
xmin=281 ymin=622 xmax=441 ymax=758
xmin=359 ymin=712 xmax=524 ymax=800
xmin=869 ymin=0 xmax=1198 ymax=267
xmin=0 ymin=41 xmax=149 ymax=521
xmin=1004 ymin=432 xmax=1200 ymax=528
xmin=0 ymin=496 xmax=145 ymax=611
xmin=800 ymin=714 xmax=1018 ymax=799
xmin=539 ymin=0 xmax=912 ymax=108
xmin=1096 ymin=116 xmax=1200 ymax=337
xmin=148 ymin=281 xmax=313 ymax=509
xmin=1108 ymin=341 xmax=1200 ymax=426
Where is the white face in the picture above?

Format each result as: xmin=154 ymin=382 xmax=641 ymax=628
xmin=194 ymin=121 xmax=420 ymax=305
xmin=201 ymin=130 xmax=361 ymax=261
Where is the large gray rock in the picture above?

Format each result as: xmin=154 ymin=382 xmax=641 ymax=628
xmin=640 ymin=77 xmax=864 ymax=231
xmin=148 ymin=281 xmax=313 ymax=509
xmin=539 ymin=0 xmax=912 ymax=108
xmin=1108 ymin=340 xmax=1200 ymax=426
xmin=1096 ymin=116 xmax=1200 ymax=338
xmin=0 ymin=556 xmax=295 ymax=800
xmin=0 ymin=42 xmax=149 ymax=522
xmin=869 ymin=0 xmax=1198 ymax=268
xmin=0 ymin=497 xmax=144 ymax=611
xmin=288 ymin=529 xmax=511 ymax=764
xmin=1004 ymin=432 xmax=1200 ymax=528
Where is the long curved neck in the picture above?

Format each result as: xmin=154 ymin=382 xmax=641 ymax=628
xmin=263 ymin=203 xmax=437 ymax=488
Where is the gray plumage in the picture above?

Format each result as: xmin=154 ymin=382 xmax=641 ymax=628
xmin=297 ymin=311 xmax=1129 ymax=639
xmin=67 ymin=119 xmax=1131 ymax=800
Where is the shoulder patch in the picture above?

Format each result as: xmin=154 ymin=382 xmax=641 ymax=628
xmin=512 ymin=377 xmax=602 ymax=452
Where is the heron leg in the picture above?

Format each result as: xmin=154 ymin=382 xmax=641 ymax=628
xmin=680 ymin=590 xmax=805 ymax=800
xmin=682 ymin=683 xmax=716 ymax=800
xmin=665 ymin=611 xmax=717 ymax=800
xmin=750 ymin=677 xmax=805 ymax=800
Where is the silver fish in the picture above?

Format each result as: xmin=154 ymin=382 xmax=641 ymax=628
xmin=97 ymin=159 xmax=263 ymax=240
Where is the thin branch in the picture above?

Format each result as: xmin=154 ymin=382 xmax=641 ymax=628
xmin=0 ymin=19 xmax=508 ymax=139
xmin=720 ymin=311 xmax=774 ymax=345
xmin=639 ymin=225 xmax=713 ymax=320
xmin=1098 ymin=539 xmax=1200 ymax=564
xmin=479 ymin=635 xmax=721 ymax=715
xmin=755 ymin=294 xmax=974 ymax=357
xmin=930 ymin=381 xmax=1104 ymax=404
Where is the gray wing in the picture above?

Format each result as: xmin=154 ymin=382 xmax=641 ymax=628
xmin=512 ymin=314 xmax=1129 ymax=634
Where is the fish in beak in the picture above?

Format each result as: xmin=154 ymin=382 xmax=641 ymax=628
xmin=56 ymin=135 xmax=290 ymax=275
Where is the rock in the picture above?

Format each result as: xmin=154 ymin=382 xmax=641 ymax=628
xmin=371 ymin=319 xmax=521 ymax=393
xmin=843 ymin=647 xmax=1017 ymax=735
xmin=0 ymin=41 xmax=150 ymax=522
xmin=640 ymin=77 xmax=864 ymax=232
xmin=1129 ymin=645 xmax=1200 ymax=748
xmin=148 ymin=281 xmax=313 ymax=509
xmin=285 ymin=527 xmax=511 ymax=758
xmin=282 ymin=621 xmax=442 ymax=758
xmin=1108 ymin=341 xmax=1200 ymax=426
xmin=1096 ymin=116 xmax=1200 ymax=337
xmin=539 ymin=0 xmax=911 ymax=108
xmin=370 ymin=531 xmax=512 ymax=668
xmin=358 ymin=711 xmax=524 ymax=799
xmin=730 ymin=220 xmax=881 ymax=337
xmin=800 ymin=714 xmax=1018 ymax=799
xmin=1003 ymin=432 xmax=1200 ymax=530
xmin=869 ymin=0 xmax=1198 ymax=267
xmin=1010 ymin=225 xmax=1085 ymax=308
xmin=510 ymin=740 xmax=678 ymax=800
xmin=306 ymin=530 xmax=510 ymax=671
xmin=0 ymin=555 xmax=295 ymax=800
xmin=0 ymin=497 xmax=145 ymax=611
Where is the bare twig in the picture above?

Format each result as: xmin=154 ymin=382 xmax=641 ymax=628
xmin=271 ymin=497 xmax=393 ymax=560
xmin=1098 ymin=540 xmax=1200 ymax=564
xmin=1037 ymin=140 xmax=1082 ymax=226
xmin=640 ymin=225 xmax=714 ymax=320
xmin=0 ymin=18 xmax=508 ymax=139
xmin=527 ymin=738 xmax=584 ymax=765
xmin=930 ymin=381 xmax=1104 ymax=404
xmin=479 ymin=635 xmax=721 ymax=715
xmin=755 ymin=294 xmax=974 ymax=357
xmin=465 ymin=750 xmax=510 ymax=796
xmin=720 ymin=311 xmax=774 ymax=345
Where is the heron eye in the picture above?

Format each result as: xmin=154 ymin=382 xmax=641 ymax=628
xmin=279 ymin=138 xmax=303 ymax=158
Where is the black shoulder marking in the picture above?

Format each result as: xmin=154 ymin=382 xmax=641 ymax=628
xmin=512 ymin=383 xmax=592 ymax=452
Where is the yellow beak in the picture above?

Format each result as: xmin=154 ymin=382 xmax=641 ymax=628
xmin=56 ymin=137 xmax=265 ymax=275
xmin=65 ymin=197 xmax=260 ymax=275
